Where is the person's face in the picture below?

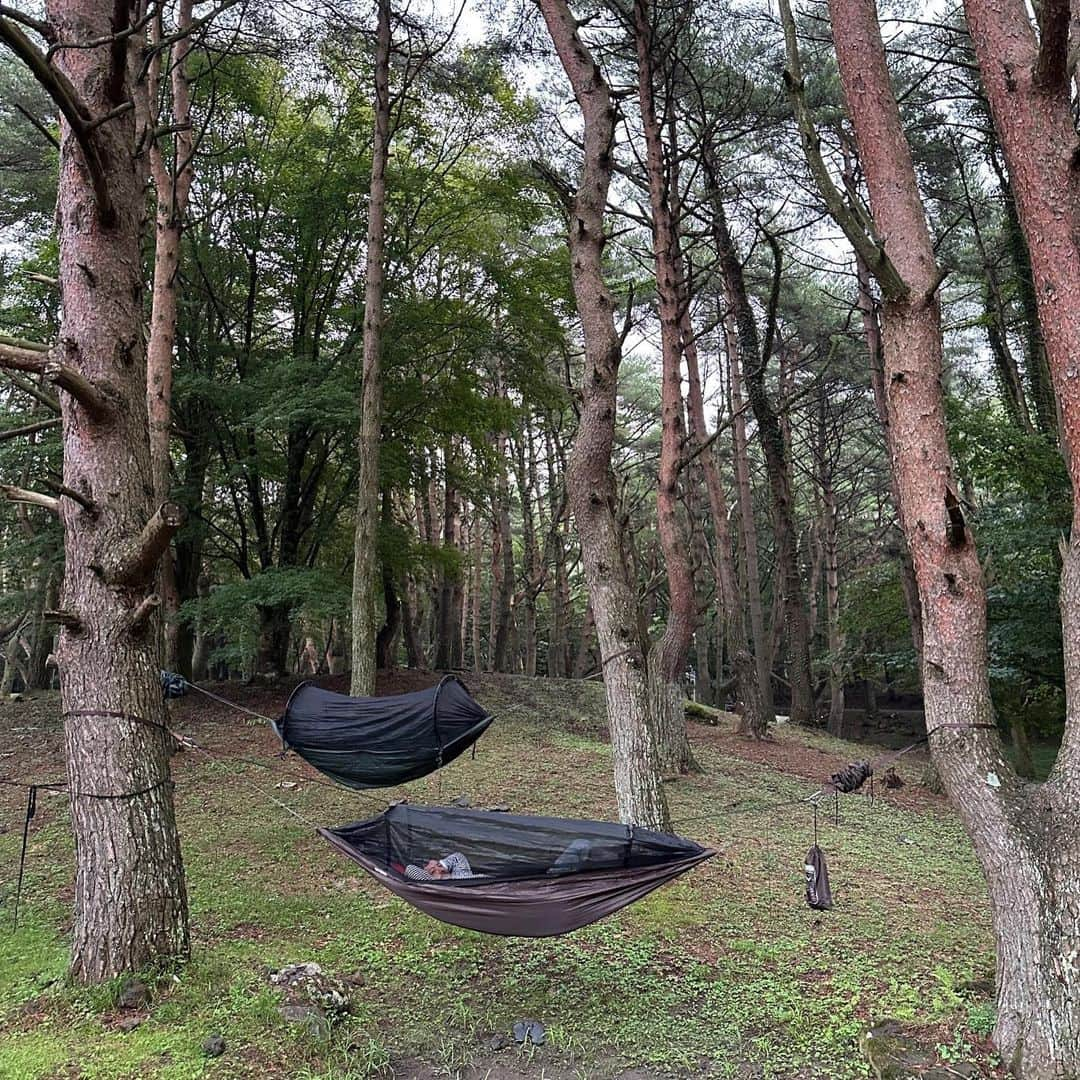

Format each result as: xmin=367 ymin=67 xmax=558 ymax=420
xmin=425 ymin=859 xmax=448 ymax=878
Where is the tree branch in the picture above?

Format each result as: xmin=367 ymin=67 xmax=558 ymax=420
xmin=776 ymin=0 xmax=909 ymax=302
xmin=0 ymin=339 xmax=114 ymax=420
xmin=1 ymin=370 xmax=60 ymax=413
xmin=13 ymin=101 xmax=59 ymax=148
xmin=0 ymin=5 xmax=53 ymax=41
xmin=0 ymin=14 xmax=115 ymax=223
xmin=21 ymin=270 xmax=59 ymax=287
xmin=41 ymin=477 xmax=98 ymax=516
xmin=0 ymin=417 xmax=61 ymax=442
xmin=0 ymin=483 xmax=59 ymax=513
xmin=100 ymin=502 xmax=186 ymax=586
xmin=44 ymin=608 xmax=83 ymax=632
xmin=128 ymin=592 xmax=161 ymax=634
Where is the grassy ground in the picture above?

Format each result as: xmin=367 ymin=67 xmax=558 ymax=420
xmin=0 ymin=672 xmax=1001 ymax=1079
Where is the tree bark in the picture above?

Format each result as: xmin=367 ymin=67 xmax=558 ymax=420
xmin=139 ymin=1 xmax=195 ymax=671
xmin=633 ymin=0 xmax=698 ymax=773
xmin=853 ymin=248 xmax=924 ymax=665
xmin=537 ymin=0 xmax=668 ymax=829
xmin=682 ymin=283 xmax=765 ymax=737
xmin=435 ymin=443 xmax=462 ymax=670
xmin=40 ymin=0 xmax=189 ymax=981
xmin=801 ymin=0 xmax=1080 ymax=1070
xmin=350 ymin=0 xmax=391 ymax=695
xmin=958 ymin=5 xmax=1080 ymax=1068
xmin=726 ymin=315 xmax=775 ymax=722
xmin=709 ymin=178 xmax=813 ymax=724
xmin=489 ymin=387 xmax=515 ymax=673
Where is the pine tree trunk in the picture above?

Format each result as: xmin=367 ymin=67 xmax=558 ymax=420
xmin=469 ymin=511 xmax=483 ymax=673
xmin=537 ymin=0 xmax=668 ymax=830
xmin=817 ymin=0 xmax=1080 ymax=1070
xmin=435 ymin=445 xmax=461 ymax=670
xmin=490 ymin=409 xmax=514 ymax=673
xmin=853 ymin=249 xmax=924 ymax=665
xmin=633 ymin=0 xmax=698 ymax=772
xmin=350 ymin=0 xmax=391 ymax=696
xmin=685 ymin=294 xmax=765 ymax=737
xmin=707 ymin=164 xmax=812 ymax=722
xmin=727 ymin=317 xmax=775 ymax=722
xmin=39 ymin=0 xmax=189 ymax=981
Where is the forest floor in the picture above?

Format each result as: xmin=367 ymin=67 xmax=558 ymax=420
xmin=0 ymin=671 xmax=1001 ymax=1079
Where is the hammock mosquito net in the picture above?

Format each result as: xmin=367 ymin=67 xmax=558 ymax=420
xmin=320 ymin=803 xmax=715 ymax=936
xmin=274 ymin=675 xmax=493 ymax=790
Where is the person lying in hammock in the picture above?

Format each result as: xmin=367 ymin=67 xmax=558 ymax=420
xmin=404 ymin=852 xmax=477 ymax=882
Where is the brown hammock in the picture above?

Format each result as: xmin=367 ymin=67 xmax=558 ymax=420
xmin=319 ymin=804 xmax=715 ymax=937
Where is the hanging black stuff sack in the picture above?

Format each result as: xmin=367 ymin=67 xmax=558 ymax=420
xmin=805 ymin=844 xmax=833 ymax=910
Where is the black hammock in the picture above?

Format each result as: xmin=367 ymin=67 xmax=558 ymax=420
xmin=319 ymin=803 xmax=715 ymax=936
xmin=273 ymin=675 xmax=493 ymax=790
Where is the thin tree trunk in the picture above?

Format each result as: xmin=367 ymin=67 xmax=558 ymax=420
xmin=814 ymin=390 xmax=845 ymax=735
xmin=986 ymin=135 xmax=1058 ymax=439
xmin=727 ymin=316 xmax=775 ymax=722
xmin=950 ymin=140 xmax=1033 ymax=433
xmin=191 ymin=571 xmax=211 ymax=683
xmin=401 ymin=577 xmax=424 ymax=669
xmin=350 ymin=0 xmax=391 ymax=695
xmin=435 ymin=443 xmax=461 ymax=670
xmin=709 ymin=175 xmax=813 ymax=724
xmin=536 ymin=0 xmax=669 ymax=830
xmin=470 ymin=509 xmax=483 ymax=673
xmin=490 ymin=393 xmax=514 ymax=672
xmin=376 ymin=490 xmax=400 ymax=669
xmin=515 ymin=427 xmax=540 ymax=677
xmin=633 ymin=0 xmax=698 ymax=773
xmin=143 ymin=2 xmax=194 ymax=670
xmin=683 ymin=298 xmax=764 ymax=736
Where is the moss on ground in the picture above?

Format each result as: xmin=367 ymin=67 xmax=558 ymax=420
xmin=0 ymin=675 xmax=1000 ymax=1078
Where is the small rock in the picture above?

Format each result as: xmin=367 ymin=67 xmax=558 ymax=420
xmin=488 ymin=1033 xmax=510 ymax=1051
xmin=118 ymin=976 xmax=150 ymax=1010
xmin=202 ymin=1034 xmax=226 ymax=1058
xmin=452 ymin=795 xmax=471 ymax=808
xmin=511 ymin=1019 xmax=546 ymax=1046
xmin=268 ymin=962 xmax=350 ymax=1015
xmin=858 ymin=1021 xmax=933 ymax=1079
xmin=279 ymin=1003 xmax=329 ymax=1041
xmin=117 ymin=1016 xmax=143 ymax=1033
xmin=485 ymin=804 xmax=511 ymax=813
